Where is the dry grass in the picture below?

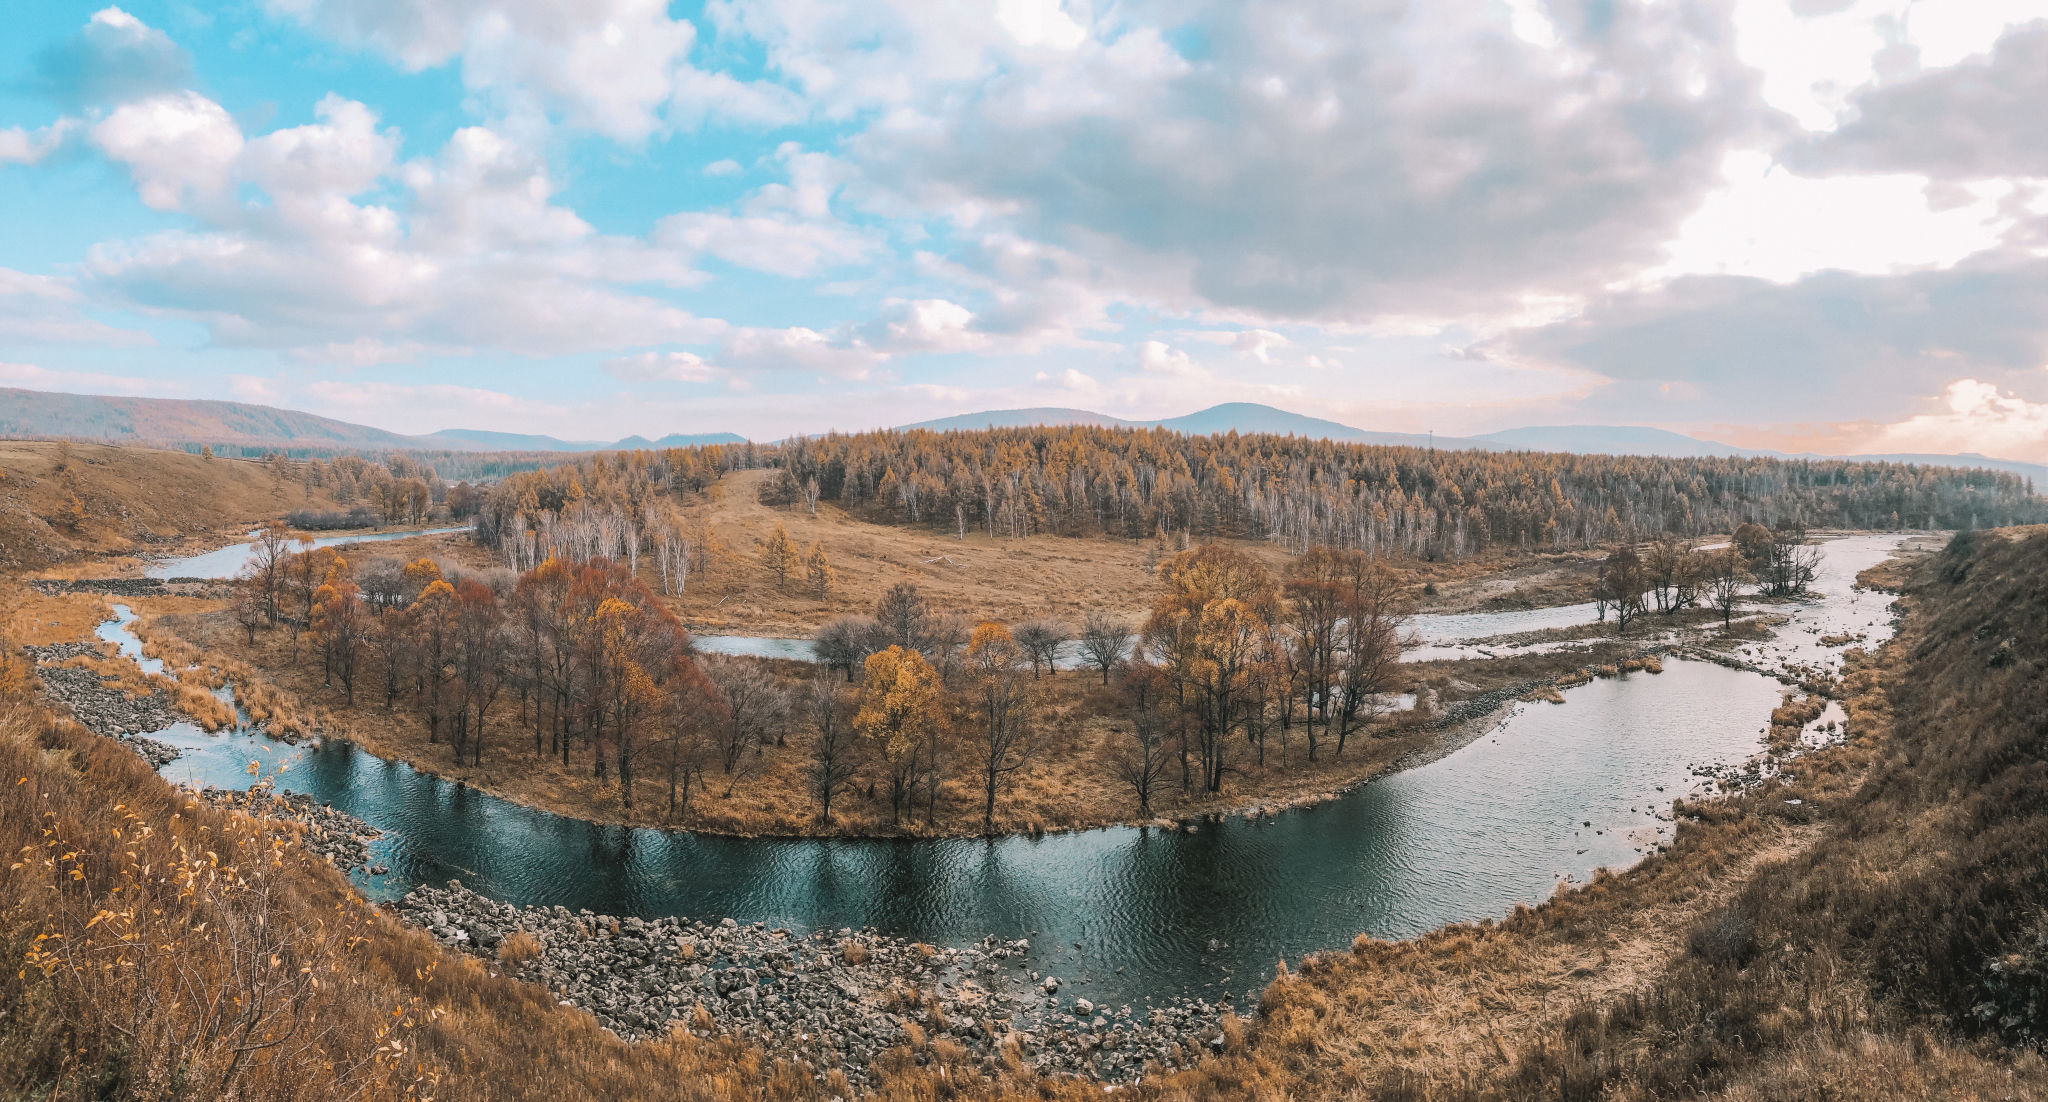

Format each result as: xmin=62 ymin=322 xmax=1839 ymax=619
xmin=0 ymin=440 xmax=345 ymax=573
xmin=613 ymin=468 xmax=1580 ymax=637
xmin=0 ymin=684 xmax=866 ymax=1102
xmin=498 ymin=929 xmax=544 ymax=966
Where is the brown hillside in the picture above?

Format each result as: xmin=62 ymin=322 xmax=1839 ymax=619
xmin=0 ymin=440 xmax=339 ymax=571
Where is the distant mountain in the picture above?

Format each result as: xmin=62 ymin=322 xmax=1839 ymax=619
xmin=898 ymin=403 xmax=2047 ymax=486
xmin=0 ymin=388 xmax=748 ymax=454
xmin=900 ymin=407 xmax=1134 ymax=432
xmin=900 ymin=402 xmax=1482 ymax=449
xmin=1472 ymin=425 xmax=1763 ymax=459
xmin=415 ymin=428 xmax=611 ymax=452
xmin=0 ymin=387 xmax=427 ymax=450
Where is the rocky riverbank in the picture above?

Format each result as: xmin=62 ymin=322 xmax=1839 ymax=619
xmin=198 ymin=786 xmax=385 ymax=873
xmin=29 ymin=643 xmax=183 ymax=766
xmin=28 ymin=577 xmax=228 ymax=597
xmin=395 ymin=881 xmax=1232 ymax=1087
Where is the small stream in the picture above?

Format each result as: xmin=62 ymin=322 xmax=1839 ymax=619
xmin=120 ymin=533 xmax=1914 ymax=1011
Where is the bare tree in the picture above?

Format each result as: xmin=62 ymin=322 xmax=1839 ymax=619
xmin=246 ymin=528 xmax=290 ymax=625
xmin=1703 ymin=548 xmax=1750 ymax=628
xmin=231 ymin=582 xmax=266 ymax=644
xmin=965 ymin=623 xmax=1033 ymax=831
xmin=814 ymin=616 xmax=881 ymax=682
xmin=1076 ymin=610 xmax=1132 ymax=685
xmin=873 ymin=582 xmax=931 ymax=652
xmin=1330 ymin=555 xmax=1407 ymax=755
xmin=702 ymin=656 xmax=791 ymax=796
xmin=1012 ymin=619 xmax=1069 ymax=679
xmin=805 ymin=674 xmax=860 ymax=826
xmin=1595 ymin=546 xmax=1651 ymax=634
xmin=1111 ymin=663 xmax=1174 ymax=817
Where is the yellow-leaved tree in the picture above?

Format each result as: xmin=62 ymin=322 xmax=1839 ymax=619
xmin=853 ymin=645 xmax=944 ymax=825
xmin=761 ymin=524 xmax=798 ymax=587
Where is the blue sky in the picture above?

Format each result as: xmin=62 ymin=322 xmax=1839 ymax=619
xmin=3 ymin=0 xmax=2048 ymax=457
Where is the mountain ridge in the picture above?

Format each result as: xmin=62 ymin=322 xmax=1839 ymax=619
xmin=0 ymin=387 xmax=2038 ymax=484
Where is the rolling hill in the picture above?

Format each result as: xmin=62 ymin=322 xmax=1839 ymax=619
xmin=0 ymin=389 xmax=744 ymax=453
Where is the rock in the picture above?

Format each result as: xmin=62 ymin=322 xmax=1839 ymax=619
xmin=387 ymin=883 xmax=1231 ymax=1089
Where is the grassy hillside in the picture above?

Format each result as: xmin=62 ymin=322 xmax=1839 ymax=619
xmin=0 ymin=441 xmax=342 ymax=571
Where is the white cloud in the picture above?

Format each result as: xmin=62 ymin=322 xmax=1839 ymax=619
xmin=82 ymin=92 xmax=722 ymax=358
xmin=869 ymin=298 xmax=985 ymax=353
xmin=1866 ymin=378 xmax=2048 ymax=460
xmin=0 ymin=362 xmax=175 ymax=396
xmin=1137 ymin=340 xmax=1203 ymax=378
xmin=1646 ymin=151 xmax=2015 ymax=284
xmin=654 ymin=210 xmax=873 ymax=278
xmin=996 ymin=0 xmax=1086 ymax=50
xmin=0 ymin=268 xmax=150 ymax=346
xmin=850 ymin=1 xmax=1771 ymax=326
xmin=90 ymin=92 xmax=245 ymax=211
xmin=602 ymin=349 xmax=719 ymax=382
xmin=702 ymin=158 xmax=742 ymax=177
xmin=288 ymin=338 xmax=432 ymax=366
xmin=0 ymin=120 xmax=76 ymax=166
xmin=266 ymin=0 xmax=802 ymax=140
xmin=718 ymin=326 xmax=884 ymax=378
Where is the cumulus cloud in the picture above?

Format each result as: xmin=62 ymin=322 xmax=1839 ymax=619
xmin=1865 ymin=378 xmax=2048 ymax=459
xmin=602 ymin=349 xmax=719 ymax=382
xmin=0 ymin=121 xmax=76 ymax=166
xmin=32 ymin=7 xmax=193 ymax=109
xmin=717 ymin=326 xmax=884 ymax=377
xmin=81 ymin=88 xmax=721 ymax=358
xmin=849 ymin=0 xmax=1772 ymax=324
xmin=0 ymin=268 xmax=150 ymax=346
xmin=265 ymin=0 xmax=802 ymax=140
xmin=1505 ymin=252 xmax=2048 ymax=424
xmin=1136 ymin=340 xmax=1203 ymax=378
xmin=90 ymin=92 xmax=246 ymax=211
xmin=1795 ymin=20 xmax=2048 ymax=179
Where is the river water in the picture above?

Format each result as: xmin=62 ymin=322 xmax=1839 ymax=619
xmin=146 ymin=526 xmax=469 ymax=580
xmin=126 ymin=533 xmax=1912 ymax=1010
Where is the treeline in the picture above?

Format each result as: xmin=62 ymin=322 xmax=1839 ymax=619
xmin=457 ymin=427 xmax=2040 ymax=569
xmin=770 ymin=427 xmax=2040 ymax=556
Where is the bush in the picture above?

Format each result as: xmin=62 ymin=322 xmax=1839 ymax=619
xmin=1686 ymin=904 xmax=1758 ymax=968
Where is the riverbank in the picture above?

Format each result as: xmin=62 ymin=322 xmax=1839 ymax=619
xmin=394 ymin=881 xmax=1232 ymax=1087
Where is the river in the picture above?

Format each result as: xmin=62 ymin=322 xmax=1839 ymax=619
xmin=124 ymin=533 xmax=1912 ymax=1011
xmin=146 ymin=526 xmax=470 ymax=580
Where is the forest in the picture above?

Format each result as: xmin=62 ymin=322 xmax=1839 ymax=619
xmin=462 ymin=427 xmax=2042 ymax=569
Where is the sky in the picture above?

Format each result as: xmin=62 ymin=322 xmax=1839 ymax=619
xmin=3 ymin=0 xmax=2048 ymax=455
